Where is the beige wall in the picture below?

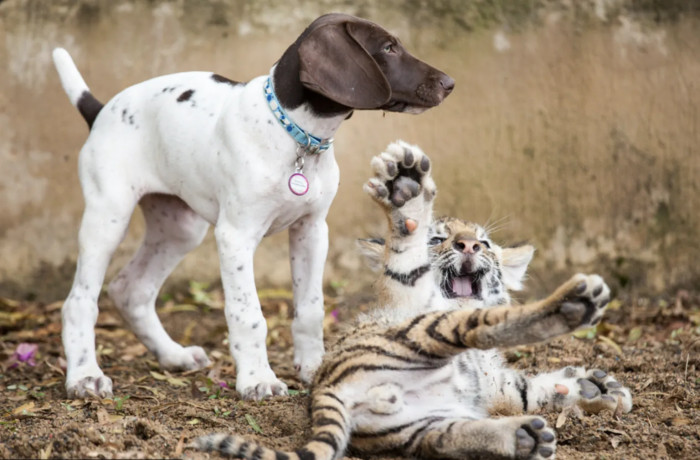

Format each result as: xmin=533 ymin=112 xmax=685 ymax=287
xmin=1 ymin=0 xmax=698 ymax=300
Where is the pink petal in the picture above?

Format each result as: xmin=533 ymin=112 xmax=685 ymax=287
xmin=14 ymin=343 xmax=38 ymax=363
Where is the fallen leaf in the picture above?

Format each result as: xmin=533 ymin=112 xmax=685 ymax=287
xmin=12 ymin=401 xmax=35 ymax=415
xmin=572 ymin=326 xmax=597 ymax=339
xmin=597 ymin=335 xmax=623 ymax=355
xmin=39 ymin=441 xmax=53 ymax=460
xmin=556 ymin=407 xmax=570 ymax=428
xmin=628 ymin=327 xmax=643 ymax=342
xmin=174 ymin=432 xmax=186 ymax=456
xmin=670 ymin=417 xmax=691 ymax=426
xmin=186 ymin=418 xmax=200 ymax=425
xmin=150 ymin=371 xmax=168 ymax=381
xmin=611 ymin=436 xmax=621 ymax=449
xmin=245 ymin=413 xmax=263 ymax=434
xmin=167 ymin=376 xmax=188 ymax=387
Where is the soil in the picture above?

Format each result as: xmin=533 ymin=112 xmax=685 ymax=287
xmin=1 ymin=285 xmax=699 ymax=459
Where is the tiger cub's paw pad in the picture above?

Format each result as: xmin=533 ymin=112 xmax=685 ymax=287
xmin=364 ymin=141 xmax=436 ymax=211
xmin=515 ymin=417 xmax=556 ymax=459
xmin=577 ymin=369 xmax=633 ymax=414
xmin=558 ymin=274 xmax=610 ymax=329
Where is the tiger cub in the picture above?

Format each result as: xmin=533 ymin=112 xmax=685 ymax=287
xmin=196 ymin=141 xmax=632 ymax=459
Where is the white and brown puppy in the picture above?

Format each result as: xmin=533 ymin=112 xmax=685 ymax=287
xmin=52 ymin=13 xmax=454 ymax=400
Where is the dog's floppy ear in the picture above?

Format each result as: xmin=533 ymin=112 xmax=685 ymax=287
xmin=298 ymin=21 xmax=391 ymax=109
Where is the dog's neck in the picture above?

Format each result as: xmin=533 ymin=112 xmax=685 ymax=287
xmin=271 ymin=45 xmax=353 ymax=141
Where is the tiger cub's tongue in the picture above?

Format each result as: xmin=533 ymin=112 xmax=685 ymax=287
xmin=452 ymin=276 xmax=473 ymax=297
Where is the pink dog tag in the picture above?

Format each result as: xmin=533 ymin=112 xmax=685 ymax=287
xmin=288 ymin=172 xmax=309 ymax=196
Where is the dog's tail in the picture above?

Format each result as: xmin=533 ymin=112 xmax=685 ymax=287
xmin=52 ymin=47 xmax=104 ymax=129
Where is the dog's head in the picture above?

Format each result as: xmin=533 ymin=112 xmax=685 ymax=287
xmin=278 ymin=13 xmax=454 ymax=114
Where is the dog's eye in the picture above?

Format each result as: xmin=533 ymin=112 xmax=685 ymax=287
xmin=383 ymin=44 xmax=395 ymax=53
xmin=429 ymin=236 xmax=446 ymax=246
xmin=480 ymin=240 xmax=492 ymax=249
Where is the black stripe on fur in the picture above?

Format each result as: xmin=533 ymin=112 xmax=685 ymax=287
xmin=384 ymin=264 xmax=431 ymax=286
xmin=426 ymin=313 xmax=462 ymax=348
xmin=516 ymin=374 xmax=529 ymax=412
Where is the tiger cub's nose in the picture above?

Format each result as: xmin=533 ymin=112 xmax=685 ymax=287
xmin=453 ymin=239 xmax=480 ymax=254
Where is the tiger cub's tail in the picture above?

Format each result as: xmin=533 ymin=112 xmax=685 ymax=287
xmin=194 ymin=391 xmax=351 ymax=460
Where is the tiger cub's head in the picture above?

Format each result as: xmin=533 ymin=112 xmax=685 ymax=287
xmin=358 ymin=217 xmax=535 ymax=308
xmin=427 ymin=217 xmax=534 ymax=307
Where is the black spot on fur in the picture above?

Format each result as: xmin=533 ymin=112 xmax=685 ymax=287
xmin=211 ymin=73 xmax=241 ymax=86
xmin=77 ymin=91 xmax=104 ymax=129
xmin=177 ymin=90 xmax=194 ymax=102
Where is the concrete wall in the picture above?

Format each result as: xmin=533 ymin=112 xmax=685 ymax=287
xmin=1 ymin=0 xmax=698 ymax=300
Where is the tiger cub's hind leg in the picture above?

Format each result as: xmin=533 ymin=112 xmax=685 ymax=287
xmin=415 ymin=416 xmax=555 ymax=459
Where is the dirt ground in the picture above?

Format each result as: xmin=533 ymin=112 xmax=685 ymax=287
xmin=1 ymin=283 xmax=698 ymax=459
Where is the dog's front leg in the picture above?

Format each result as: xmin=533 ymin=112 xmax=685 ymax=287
xmin=288 ymin=215 xmax=328 ymax=383
xmin=215 ymin=221 xmax=288 ymax=400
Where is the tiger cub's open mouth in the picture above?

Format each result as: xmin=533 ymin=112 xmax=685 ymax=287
xmin=443 ymin=264 xmax=485 ymax=299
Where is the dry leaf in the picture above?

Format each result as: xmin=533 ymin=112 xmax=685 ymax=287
xmin=611 ymin=436 xmax=621 ymax=449
xmin=597 ymin=335 xmax=623 ymax=355
xmin=556 ymin=407 xmax=570 ymax=428
xmin=39 ymin=442 xmax=53 ymax=459
xmin=174 ymin=432 xmax=186 ymax=457
xmin=150 ymin=371 xmax=168 ymax=381
xmin=670 ymin=417 xmax=691 ymax=426
xmin=12 ymin=401 xmax=35 ymax=415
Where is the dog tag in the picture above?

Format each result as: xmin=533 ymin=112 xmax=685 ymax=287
xmin=288 ymin=172 xmax=309 ymax=196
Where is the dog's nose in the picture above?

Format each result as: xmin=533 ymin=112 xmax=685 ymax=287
xmin=440 ymin=75 xmax=455 ymax=94
xmin=454 ymin=239 xmax=480 ymax=254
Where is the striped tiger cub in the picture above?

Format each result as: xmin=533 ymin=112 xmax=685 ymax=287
xmin=196 ymin=141 xmax=632 ymax=459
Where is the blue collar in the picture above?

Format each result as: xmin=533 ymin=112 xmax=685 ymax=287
xmin=264 ymin=77 xmax=333 ymax=154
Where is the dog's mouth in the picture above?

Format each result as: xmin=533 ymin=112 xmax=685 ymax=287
xmin=442 ymin=264 xmax=485 ymax=299
xmin=381 ymin=100 xmax=431 ymax=114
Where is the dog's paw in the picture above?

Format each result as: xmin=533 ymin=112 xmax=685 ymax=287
xmin=66 ymin=369 xmax=113 ymax=399
xmin=364 ymin=141 xmax=436 ymax=229
xmin=158 ymin=345 xmax=211 ymax=371
xmin=294 ymin=346 xmax=323 ymax=384
xmin=512 ymin=417 xmax=556 ymax=459
xmin=236 ymin=373 xmax=288 ymax=401
xmin=555 ymin=274 xmax=610 ymax=330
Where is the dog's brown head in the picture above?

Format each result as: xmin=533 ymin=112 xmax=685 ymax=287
xmin=275 ymin=13 xmax=454 ymax=115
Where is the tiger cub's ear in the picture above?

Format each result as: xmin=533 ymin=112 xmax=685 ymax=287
xmin=500 ymin=244 xmax=535 ymax=291
xmin=356 ymin=238 xmax=386 ymax=272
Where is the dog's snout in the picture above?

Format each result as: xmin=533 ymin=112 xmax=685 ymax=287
xmin=454 ymin=239 xmax=480 ymax=254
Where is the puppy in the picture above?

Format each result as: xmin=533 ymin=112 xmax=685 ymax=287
xmin=53 ymin=13 xmax=454 ymax=400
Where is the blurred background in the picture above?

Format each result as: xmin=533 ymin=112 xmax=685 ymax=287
xmin=1 ymin=0 xmax=698 ymax=301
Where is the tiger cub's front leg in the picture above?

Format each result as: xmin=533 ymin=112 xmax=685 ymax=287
xmin=364 ymin=140 xmax=436 ymax=243
xmin=363 ymin=141 xmax=438 ymax=309
xmin=391 ymin=273 xmax=611 ymax=358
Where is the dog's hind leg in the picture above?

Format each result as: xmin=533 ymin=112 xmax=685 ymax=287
xmin=63 ymin=189 xmax=137 ymax=398
xmin=108 ymin=194 xmax=211 ymax=371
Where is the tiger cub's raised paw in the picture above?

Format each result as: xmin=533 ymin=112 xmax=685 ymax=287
xmin=364 ymin=141 xmax=436 ymax=235
xmin=554 ymin=273 xmax=610 ymax=331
